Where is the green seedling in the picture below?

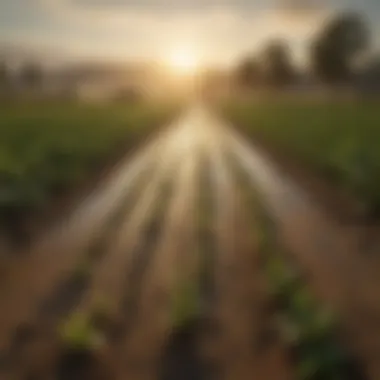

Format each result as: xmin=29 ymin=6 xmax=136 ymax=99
xmin=73 ymin=258 xmax=92 ymax=281
xmin=246 ymin=189 xmax=346 ymax=380
xmin=59 ymin=312 xmax=105 ymax=352
xmin=91 ymin=296 xmax=115 ymax=330
xmin=171 ymin=280 xmax=201 ymax=330
xmin=296 ymin=340 xmax=349 ymax=380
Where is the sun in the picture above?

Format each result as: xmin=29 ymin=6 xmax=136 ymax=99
xmin=166 ymin=49 xmax=199 ymax=75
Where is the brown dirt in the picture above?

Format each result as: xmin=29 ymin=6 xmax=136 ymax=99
xmin=209 ymin=157 xmax=292 ymax=380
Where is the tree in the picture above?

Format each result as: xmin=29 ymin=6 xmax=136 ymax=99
xmin=235 ymin=56 xmax=261 ymax=89
xmin=311 ymin=12 xmax=370 ymax=85
xmin=357 ymin=55 xmax=380 ymax=94
xmin=262 ymin=40 xmax=295 ymax=88
xmin=19 ymin=62 xmax=43 ymax=89
xmin=0 ymin=61 xmax=9 ymax=89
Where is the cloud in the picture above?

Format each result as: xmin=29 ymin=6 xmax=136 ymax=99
xmin=39 ymin=0 xmax=258 ymax=44
xmin=28 ymin=0 xmax=332 ymax=65
xmin=276 ymin=0 xmax=324 ymax=12
xmin=40 ymin=0 xmax=329 ymax=32
xmin=33 ymin=0 xmax=253 ymax=63
xmin=264 ymin=0 xmax=331 ymax=43
xmin=42 ymin=0 xmax=256 ymax=15
xmin=273 ymin=0 xmax=330 ymax=20
xmin=59 ymin=0 xmax=266 ymax=12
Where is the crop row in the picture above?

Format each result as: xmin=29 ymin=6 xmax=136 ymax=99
xmin=55 ymin=167 xmax=176 ymax=380
xmin=0 ymin=101 xmax=178 ymax=240
xmin=223 ymin=99 xmax=380 ymax=218
xmin=240 ymin=179 xmax=363 ymax=380
xmin=1 ymin=158 xmax=174 ymax=380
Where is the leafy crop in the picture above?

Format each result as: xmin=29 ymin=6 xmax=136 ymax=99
xmin=246 ymin=187 xmax=353 ymax=380
xmin=171 ymin=279 xmax=201 ymax=330
xmin=59 ymin=312 xmax=105 ymax=352
xmin=0 ymin=101 xmax=178 ymax=236
xmin=224 ymin=99 xmax=380 ymax=217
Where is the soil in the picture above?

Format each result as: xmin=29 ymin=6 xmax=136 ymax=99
xmin=209 ymin=152 xmax=292 ymax=380
xmin=159 ymin=319 xmax=208 ymax=380
xmin=2 ymin=107 xmax=379 ymax=380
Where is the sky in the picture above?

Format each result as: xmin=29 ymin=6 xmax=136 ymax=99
xmin=0 ymin=0 xmax=379 ymax=67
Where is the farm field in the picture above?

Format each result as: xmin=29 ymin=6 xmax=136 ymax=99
xmin=0 ymin=101 xmax=178 ymax=245
xmin=222 ymin=98 xmax=380 ymax=220
xmin=0 ymin=106 xmax=380 ymax=380
xmin=3 ymin=0 xmax=380 ymax=378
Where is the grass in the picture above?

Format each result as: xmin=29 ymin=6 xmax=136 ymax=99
xmin=0 ymin=100 xmax=178 ymax=224
xmin=223 ymin=98 xmax=380 ymax=216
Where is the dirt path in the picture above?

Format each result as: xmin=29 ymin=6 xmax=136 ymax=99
xmin=78 ymin=125 xmax=188 ymax=316
xmin=115 ymin=112 xmax=204 ymax=380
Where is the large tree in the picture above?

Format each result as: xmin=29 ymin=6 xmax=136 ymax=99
xmin=0 ymin=61 xmax=9 ymax=89
xmin=311 ymin=12 xmax=370 ymax=85
xmin=358 ymin=55 xmax=380 ymax=93
xmin=262 ymin=40 xmax=295 ymax=88
xmin=235 ymin=56 xmax=261 ymax=89
xmin=20 ymin=62 xmax=43 ymax=89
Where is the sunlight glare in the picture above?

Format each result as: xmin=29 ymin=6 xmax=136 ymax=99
xmin=166 ymin=49 xmax=199 ymax=75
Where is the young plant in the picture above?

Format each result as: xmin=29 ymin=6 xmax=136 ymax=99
xmin=91 ymin=296 xmax=115 ymax=332
xmin=72 ymin=258 xmax=92 ymax=282
xmin=171 ymin=279 xmax=201 ymax=330
xmin=59 ymin=312 xmax=105 ymax=352
xmin=246 ymin=185 xmax=351 ymax=380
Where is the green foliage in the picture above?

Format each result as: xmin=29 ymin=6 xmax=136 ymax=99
xmin=249 ymin=191 xmax=348 ymax=380
xmin=59 ymin=295 xmax=115 ymax=352
xmin=171 ymin=279 xmax=201 ymax=329
xmin=311 ymin=11 xmax=370 ymax=84
xmin=262 ymin=39 xmax=295 ymax=87
xmin=267 ymin=253 xmax=346 ymax=380
xmin=91 ymin=296 xmax=114 ymax=326
xmin=0 ymin=101 xmax=177 ymax=219
xmin=59 ymin=312 xmax=105 ymax=351
xmin=266 ymin=256 xmax=299 ymax=305
xmin=73 ymin=258 xmax=92 ymax=281
xmin=235 ymin=57 xmax=261 ymax=88
xmin=225 ymin=99 xmax=380 ymax=216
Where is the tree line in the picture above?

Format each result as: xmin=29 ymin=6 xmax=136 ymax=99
xmin=0 ymin=61 xmax=43 ymax=93
xmin=234 ymin=11 xmax=376 ymax=90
